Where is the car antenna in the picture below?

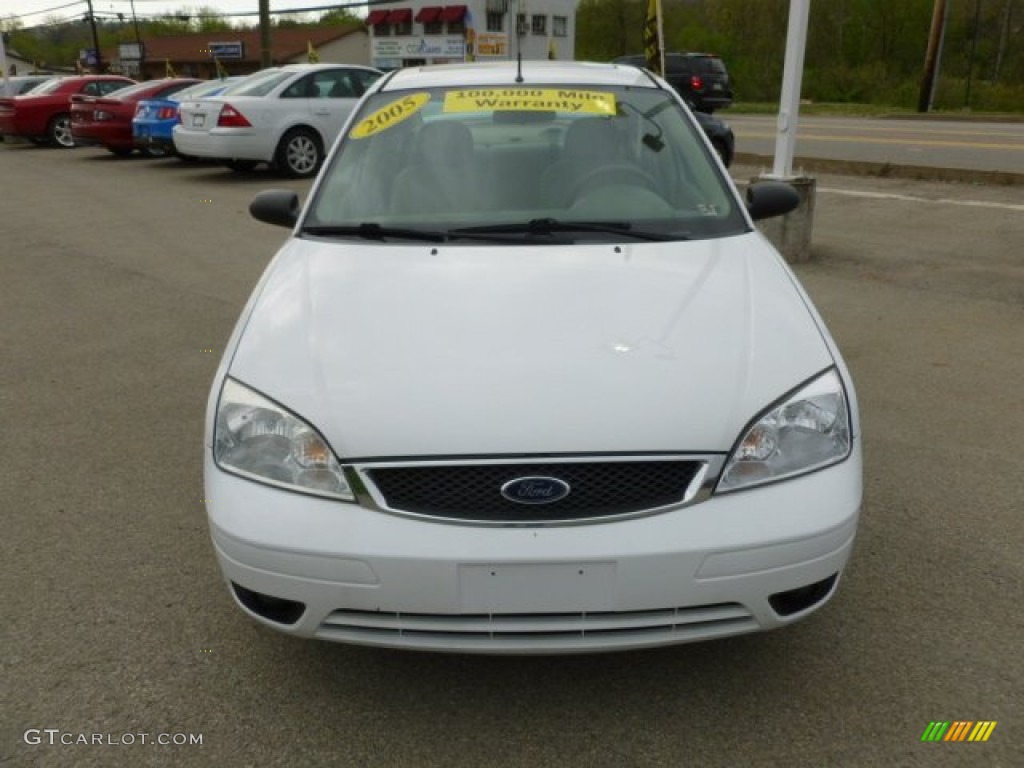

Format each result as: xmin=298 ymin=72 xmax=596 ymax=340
xmin=515 ymin=51 xmax=523 ymax=83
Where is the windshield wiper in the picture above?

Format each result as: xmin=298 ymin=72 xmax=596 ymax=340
xmin=302 ymin=219 xmax=685 ymax=244
xmin=302 ymin=223 xmax=446 ymax=242
xmin=447 ymin=218 xmax=680 ymax=242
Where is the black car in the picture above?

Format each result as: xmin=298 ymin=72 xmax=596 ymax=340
xmin=693 ymin=111 xmax=734 ymax=167
xmin=613 ymin=53 xmax=733 ymax=113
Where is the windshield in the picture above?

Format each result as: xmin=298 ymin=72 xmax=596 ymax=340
xmin=172 ymin=78 xmax=241 ymax=101
xmin=18 ymin=77 xmax=54 ymax=94
xmin=306 ymin=84 xmax=745 ymax=242
xmin=106 ymin=80 xmax=184 ymax=100
xmin=28 ymin=77 xmax=68 ymax=95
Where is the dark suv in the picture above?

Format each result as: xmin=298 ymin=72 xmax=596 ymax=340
xmin=613 ymin=53 xmax=733 ymax=113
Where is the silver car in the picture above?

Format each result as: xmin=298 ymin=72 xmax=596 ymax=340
xmin=2 ymin=75 xmax=55 ymax=98
xmin=173 ymin=63 xmax=381 ymax=177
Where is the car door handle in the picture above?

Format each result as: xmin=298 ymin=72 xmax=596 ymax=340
xmin=312 ymin=108 xmax=330 ymax=115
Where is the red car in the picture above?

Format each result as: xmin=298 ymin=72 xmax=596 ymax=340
xmin=71 ymin=78 xmax=201 ymax=156
xmin=0 ymin=75 xmax=135 ymax=148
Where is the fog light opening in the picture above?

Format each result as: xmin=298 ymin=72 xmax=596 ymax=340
xmin=231 ymin=582 xmax=306 ymax=625
xmin=769 ymin=573 xmax=838 ymax=617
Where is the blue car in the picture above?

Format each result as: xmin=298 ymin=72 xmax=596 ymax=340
xmin=133 ymin=77 xmax=241 ymax=157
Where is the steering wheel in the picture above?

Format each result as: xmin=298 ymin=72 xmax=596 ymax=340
xmin=570 ymin=164 xmax=661 ymax=200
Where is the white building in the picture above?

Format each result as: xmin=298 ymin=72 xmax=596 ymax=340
xmin=365 ymin=0 xmax=576 ymax=70
xmin=2 ymin=47 xmax=66 ymax=76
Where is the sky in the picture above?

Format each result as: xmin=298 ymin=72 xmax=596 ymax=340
xmin=3 ymin=1 xmax=373 ymax=27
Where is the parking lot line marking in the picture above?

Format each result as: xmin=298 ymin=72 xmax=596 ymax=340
xmin=817 ymin=187 xmax=1024 ymax=212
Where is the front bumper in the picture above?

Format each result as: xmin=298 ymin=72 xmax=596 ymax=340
xmin=205 ymin=444 xmax=861 ymax=654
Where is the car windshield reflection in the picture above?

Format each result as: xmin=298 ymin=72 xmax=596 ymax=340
xmin=305 ymin=85 xmax=746 ymax=242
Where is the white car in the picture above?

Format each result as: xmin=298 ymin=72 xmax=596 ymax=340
xmin=173 ymin=63 xmax=381 ymax=177
xmin=205 ymin=61 xmax=862 ymax=654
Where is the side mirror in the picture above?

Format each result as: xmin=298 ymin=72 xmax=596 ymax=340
xmin=249 ymin=189 xmax=300 ymax=228
xmin=746 ymin=181 xmax=800 ymax=221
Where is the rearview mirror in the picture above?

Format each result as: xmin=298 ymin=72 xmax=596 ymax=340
xmin=250 ymin=189 xmax=300 ymax=228
xmin=746 ymin=181 xmax=800 ymax=221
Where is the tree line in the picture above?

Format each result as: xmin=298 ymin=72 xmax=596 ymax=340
xmin=1 ymin=7 xmax=360 ymax=74
xmin=577 ymin=0 xmax=1023 ymax=111
xmin=4 ymin=0 xmax=1021 ymax=111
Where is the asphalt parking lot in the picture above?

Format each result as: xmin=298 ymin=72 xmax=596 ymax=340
xmin=1 ymin=144 xmax=1022 ymax=767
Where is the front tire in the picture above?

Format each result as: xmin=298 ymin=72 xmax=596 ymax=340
xmin=48 ymin=114 xmax=74 ymax=148
xmin=274 ymin=128 xmax=322 ymax=178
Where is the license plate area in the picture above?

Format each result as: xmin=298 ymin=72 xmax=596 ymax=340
xmin=192 ymin=114 xmax=205 ymax=128
xmin=458 ymin=562 xmax=616 ymax=612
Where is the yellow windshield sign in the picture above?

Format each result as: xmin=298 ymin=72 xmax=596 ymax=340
xmin=349 ymin=93 xmax=430 ymax=139
xmin=443 ymin=89 xmax=616 ymax=115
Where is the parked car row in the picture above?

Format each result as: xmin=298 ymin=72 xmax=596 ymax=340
xmin=0 ymin=64 xmax=386 ymax=177
xmin=2 ymin=63 xmax=735 ymax=173
xmin=71 ymin=77 xmax=202 ymax=156
xmin=133 ymin=77 xmax=243 ymax=158
xmin=0 ymin=74 xmax=135 ymax=147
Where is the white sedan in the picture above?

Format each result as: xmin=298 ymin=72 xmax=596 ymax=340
xmin=173 ymin=63 xmax=381 ymax=177
xmin=205 ymin=61 xmax=862 ymax=654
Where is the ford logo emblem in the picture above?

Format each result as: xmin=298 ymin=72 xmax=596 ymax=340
xmin=500 ymin=476 xmax=571 ymax=505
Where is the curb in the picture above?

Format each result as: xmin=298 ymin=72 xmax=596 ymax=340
xmin=878 ymin=112 xmax=1024 ymax=124
xmin=732 ymin=152 xmax=1024 ymax=186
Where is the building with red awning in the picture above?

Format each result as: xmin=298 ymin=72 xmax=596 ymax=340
xmin=366 ymin=1 xmax=576 ymax=70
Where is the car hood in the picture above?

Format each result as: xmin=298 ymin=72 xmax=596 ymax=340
xmin=227 ymin=234 xmax=834 ymax=458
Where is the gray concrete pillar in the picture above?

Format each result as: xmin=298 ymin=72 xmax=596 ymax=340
xmin=752 ymin=175 xmax=817 ymax=263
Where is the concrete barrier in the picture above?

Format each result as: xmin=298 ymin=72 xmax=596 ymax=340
xmin=750 ymin=175 xmax=817 ymax=264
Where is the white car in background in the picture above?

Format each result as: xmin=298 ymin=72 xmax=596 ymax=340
xmin=173 ymin=63 xmax=381 ymax=177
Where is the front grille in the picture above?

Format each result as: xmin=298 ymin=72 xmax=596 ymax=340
xmin=317 ymin=604 xmax=757 ymax=651
xmin=363 ymin=460 xmax=702 ymax=522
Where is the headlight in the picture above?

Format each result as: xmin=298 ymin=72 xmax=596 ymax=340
xmin=213 ymin=378 xmax=354 ymax=501
xmin=718 ymin=369 xmax=851 ymax=493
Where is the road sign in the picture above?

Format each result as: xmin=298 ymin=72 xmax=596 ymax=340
xmin=207 ymin=41 xmax=244 ymax=60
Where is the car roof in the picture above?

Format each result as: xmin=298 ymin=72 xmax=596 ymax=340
xmin=277 ymin=62 xmax=380 ymax=73
xmin=380 ymin=61 xmax=658 ymax=91
xmin=54 ymin=75 xmax=133 ymax=82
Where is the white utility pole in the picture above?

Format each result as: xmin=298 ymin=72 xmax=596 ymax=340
xmin=1 ymin=29 xmax=9 ymax=97
xmin=769 ymin=0 xmax=811 ymax=179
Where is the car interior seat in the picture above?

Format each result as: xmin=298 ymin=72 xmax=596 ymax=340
xmin=327 ymin=77 xmax=355 ymax=99
xmin=390 ymin=121 xmax=480 ymax=217
xmin=540 ymin=117 xmax=626 ymax=208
